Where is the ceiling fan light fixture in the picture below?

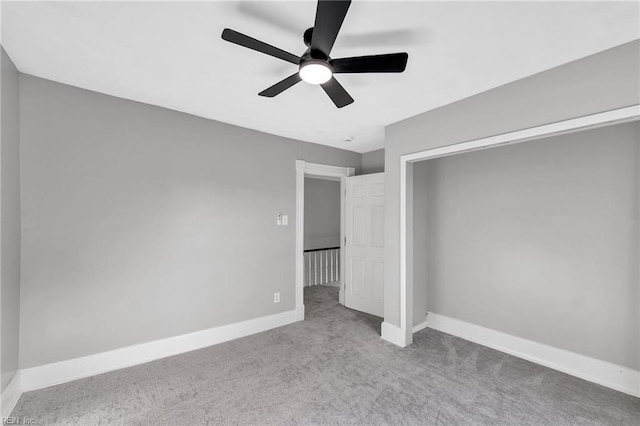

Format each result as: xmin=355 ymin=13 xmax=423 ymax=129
xmin=299 ymin=61 xmax=332 ymax=85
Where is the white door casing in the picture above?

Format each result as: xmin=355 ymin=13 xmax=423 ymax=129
xmin=345 ymin=173 xmax=385 ymax=317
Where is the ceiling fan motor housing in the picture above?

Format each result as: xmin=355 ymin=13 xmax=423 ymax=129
xmin=300 ymin=50 xmax=331 ymax=67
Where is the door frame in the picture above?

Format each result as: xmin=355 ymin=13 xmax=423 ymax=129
xmin=393 ymin=105 xmax=640 ymax=347
xmin=295 ymin=160 xmax=355 ymax=321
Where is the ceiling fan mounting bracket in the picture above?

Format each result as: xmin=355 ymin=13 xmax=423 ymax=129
xmin=303 ymin=27 xmax=314 ymax=47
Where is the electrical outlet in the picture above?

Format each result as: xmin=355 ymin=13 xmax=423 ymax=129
xmin=273 ymin=292 xmax=280 ymax=303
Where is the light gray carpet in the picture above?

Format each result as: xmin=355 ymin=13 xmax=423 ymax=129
xmin=13 ymin=286 xmax=640 ymax=425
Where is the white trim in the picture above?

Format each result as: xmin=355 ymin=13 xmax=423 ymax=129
xmin=403 ymin=105 xmax=640 ymax=163
xmin=381 ymin=321 xmax=408 ymax=347
xmin=295 ymin=304 xmax=305 ymax=322
xmin=20 ymin=309 xmax=297 ymax=392
xmin=295 ymin=160 xmax=306 ymax=315
xmin=426 ymin=312 xmax=640 ymax=398
xmin=1 ymin=373 xmax=22 ymax=418
xmin=399 ymin=159 xmax=408 ymax=341
xmin=339 ymin=177 xmax=347 ymax=305
xmin=397 ymin=105 xmax=640 ymax=348
xmin=302 ymin=161 xmax=354 ymax=179
xmin=295 ymin=160 xmax=355 ymax=311
xmin=412 ymin=317 xmax=429 ymax=333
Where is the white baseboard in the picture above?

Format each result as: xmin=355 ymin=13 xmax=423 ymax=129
xmin=383 ymin=318 xmax=429 ymax=345
xmin=426 ymin=312 xmax=640 ymax=398
xmin=381 ymin=321 xmax=409 ymax=347
xmin=1 ymin=372 xmax=22 ymax=418
xmin=412 ymin=317 xmax=429 ymax=333
xmin=295 ymin=304 xmax=305 ymax=322
xmin=21 ymin=309 xmax=298 ymax=392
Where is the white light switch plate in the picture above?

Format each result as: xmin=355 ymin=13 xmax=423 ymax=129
xmin=273 ymin=292 xmax=280 ymax=303
xmin=282 ymin=215 xmax=288 ymax=226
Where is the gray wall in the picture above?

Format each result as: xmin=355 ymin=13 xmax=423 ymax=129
xmin=1 ymin=47 xmax=21 ymax=391
xmin=18 ymin=75 xmax=361 ymax=368
xmin=361 ymin=149 xmax=385 ymax=174
xmin=384 ymin=40 xmax=640 ymax=340
xmin=413 ymin=124 xmax=639 ymax=369
xmin=304 ymin=178 xmax=340 ymax=251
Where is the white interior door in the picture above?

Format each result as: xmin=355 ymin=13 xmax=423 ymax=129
xmin=344 ymin=173 xmax=385 ymax=317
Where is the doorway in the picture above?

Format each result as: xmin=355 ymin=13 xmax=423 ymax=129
xmin=295 ymin=160 xmax=354 ymax=321
xmin=303 ymin=177 xmax=341 ymax=288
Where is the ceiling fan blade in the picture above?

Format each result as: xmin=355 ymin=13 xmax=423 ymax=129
xmin=221 ymin=28 xmax=300 ymax=65
xmin=332 ymin=52 xmax=408 ymax=73
xmin=311 ymin=0 xmax=351 ymax=57
xmin=321 ymin=77 xmax=354 ymax=108
xmin=258 ymin=73 xmax=302 ymax=97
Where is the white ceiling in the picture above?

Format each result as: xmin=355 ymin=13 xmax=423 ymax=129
xmin=2 ymin=1 xmax=638 ymax=153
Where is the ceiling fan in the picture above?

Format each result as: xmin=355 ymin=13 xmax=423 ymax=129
xmin=221 ymin=0 xmax=408 ymax=108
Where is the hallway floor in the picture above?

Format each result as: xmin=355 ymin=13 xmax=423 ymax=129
xmin=13 ymin=286 xmax=639 ymax=425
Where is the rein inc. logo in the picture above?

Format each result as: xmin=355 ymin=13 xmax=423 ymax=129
xmin=2 ymin=418 xmax=35 ymax=425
